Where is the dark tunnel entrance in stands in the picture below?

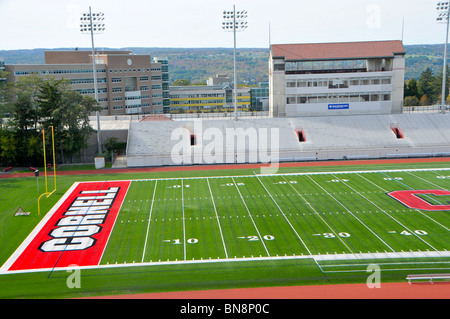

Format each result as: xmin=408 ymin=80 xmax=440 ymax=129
xmin=391 ymin=123 xmax=404 ymax=139
xmin=296 ymin=129 xmax=306 ymax=142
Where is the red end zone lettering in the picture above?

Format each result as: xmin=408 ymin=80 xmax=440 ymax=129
xmin=388 ymin=190 xmax=450 ymax=211
xmin=6 ymin=181 xmax=130 ymax=272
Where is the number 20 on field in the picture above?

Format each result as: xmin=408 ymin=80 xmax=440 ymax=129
xmin=238 ymin=235 xmax=275 ymax=241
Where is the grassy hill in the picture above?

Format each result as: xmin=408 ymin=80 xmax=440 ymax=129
xmin=1 ymin=44 xmax=447 ymax=83
xmin=404 ymin=44 xmax=445 ymax=79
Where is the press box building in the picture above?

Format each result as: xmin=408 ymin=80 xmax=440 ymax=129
xmin=269 ymin=40 xmax=406 ymax=117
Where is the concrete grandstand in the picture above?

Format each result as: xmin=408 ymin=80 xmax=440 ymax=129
xmin=103 ymin=113 xmax=450 ymax=168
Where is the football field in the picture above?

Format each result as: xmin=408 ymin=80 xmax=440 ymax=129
xmin=2 ymin=167 xmax=449 ymax=274
xmin=102 ymin=168 xmax=450 ymax=267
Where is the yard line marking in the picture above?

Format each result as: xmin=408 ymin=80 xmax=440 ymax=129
xmin=100 ymin=181 xmax=132 ymax=265
xmin=306 ymin=174 xmax=395 ymax=252
xmin=397 ymin=171 xmax=449 ymax=206
xmin=359 ymin=173 xmax=450 ymax=233
xmin=5 ymin=250 xmax=450 ymax=275
xmin=96 ymin=168 xmax=450 ymax=184
xmin=141 ymin=180 xmax=158 ymax=263
xmin=231 ymin=177 xmax=270 ymax=257
xmin=282 ymin=176 xmax=355 ymax=255
xmin=334 ymin=174 xmax=441 ymax=252
xmin=255 ymin=175 xmax=312 ymax=256
xmin=406 ymin=171 xmax=447 ymax=190
xmin=207 ymin=178 xmax=229 ymax=259
xmin=182 ymin=179 xmax=186 ymax=261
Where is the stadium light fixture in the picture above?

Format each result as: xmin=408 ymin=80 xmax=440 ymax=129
xmin=222 ymin=5 xmax=248 ymax=121
xmin=80 ymin=7 xmax=105 ymax=154
xmin=436 ymin=2 xmax=450 ymax=114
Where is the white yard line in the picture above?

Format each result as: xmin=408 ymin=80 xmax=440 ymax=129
xmin=399 ymin=171 xmax=448 ymax=206
xmin=231 ymin=177 xmax=270 ymax=257
xmin=206 ymin=178 xmax=229 ymax=259
xmin=306 ymin=174 xmax=395 ymax=252
xmin=332 ymin=174 xmax=438 ymax=252
xmin=406 ymin=171 xmax=447 ymax=190
xmin=100 ymin=181 xmax=132 ymax=264
xmin=255 ymin=175 xmax=312 ymax=256
xmin=181 ymin=179 xmax=186 ymax=261
xmin=3 ymin=250 xmax=450 ymax=276
xmin=2 ymin=167 xmax=449 ymax=275
xmin=90 ymin=168 xmax=450 ymax=184
xmin=281 ymin=175 xmax=355 ymax=255
xmin=141 ymin=180 xmax=158 ymax=263
xmin=357 ymin=172 xmax=450 ymax=233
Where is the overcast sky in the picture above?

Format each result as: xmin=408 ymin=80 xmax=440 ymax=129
xmin=0 ymin=0 xmax=445 ymax=50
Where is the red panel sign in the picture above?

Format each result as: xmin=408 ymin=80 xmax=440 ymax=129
xmin=7 ymin=181 xmax=130 ymax=272
xmin=388 ymin=190 xmax=450 ymax=211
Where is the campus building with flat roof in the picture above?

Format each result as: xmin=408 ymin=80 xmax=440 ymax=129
xmin=169 ymin=83 xmax=251 ymax=113
xmin=5 ymin=50 xmax=164 ymax=116
xmin=269 ymin=40 xmax=406 ymax=117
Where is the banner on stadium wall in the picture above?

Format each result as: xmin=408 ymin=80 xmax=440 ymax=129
xmin=328 ymin=103 xmax=350 ymax=110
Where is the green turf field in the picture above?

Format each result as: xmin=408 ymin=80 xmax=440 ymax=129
xmin=101 ymin=169 xmax=450 ymax=267
xmin=0 ymin=163 xmax=449 ymax=298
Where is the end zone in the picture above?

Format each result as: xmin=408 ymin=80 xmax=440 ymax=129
xmin=0 ymin=181 xmax=130 ymax=274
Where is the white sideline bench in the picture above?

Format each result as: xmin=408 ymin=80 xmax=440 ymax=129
xmin=406 ymin=274 xmax=450 ymax=284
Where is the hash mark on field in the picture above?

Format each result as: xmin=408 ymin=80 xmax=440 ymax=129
xmin=141 ymin=180 xmax=158 ymax=263
xmin=307 ymin=174 xmax=395 ymax=252
xmin=256 ymin=176 xmax=312 ymax=255
xmin=207 ymin=178 xmax=229 ymax=259
xmin=231 ymin=177 xmax=270 ymax=257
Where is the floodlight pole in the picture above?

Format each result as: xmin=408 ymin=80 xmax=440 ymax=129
xmin=442 ymin=5 xmax=450 ymax=114
xmin=437 ymin=2 xmax=450 ymax=114
xmin=223 ymin=6 xmax=247 ymax=121
xmin=82 ymin=7 xmax=104 ymax=154
xmin=233 ymin=5 xmax=238 ymax=121
xmin=89 ymin=7 xmax=102 ymax=149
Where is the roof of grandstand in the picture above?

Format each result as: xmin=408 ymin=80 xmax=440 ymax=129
xmin=271 ymin=40 xmax=406 ymax=61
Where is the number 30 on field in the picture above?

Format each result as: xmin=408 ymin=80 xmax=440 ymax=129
xmin=314 ymin=232 xmax=351 ymax=238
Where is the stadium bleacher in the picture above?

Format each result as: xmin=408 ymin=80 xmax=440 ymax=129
xmin=124 ymin=113 xmax=450 ymax=167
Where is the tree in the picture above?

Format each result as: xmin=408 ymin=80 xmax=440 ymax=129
xmin=105 ymin=137 xmax=126 ymax=160
xmin=0 ymin=75 xmax=100 ymax=166
xmin=404 ymin=96 xmax=419 ymax=106
xmin=26 ymin=134 xmax=42 ymax=164
xmin=37 ymin=79 xmax=65 ymax=131
xmin=8 ymin=74 xmax=43 ymax=132
xmin=58 ymin=90 xmax=100 ymax=163
xmin=417 ymin=68 xmax=435 ymax=103
xmin=432 ymin=66 xmax=450 ymax=104
xmin=404 ymin=78 xmax=420 ymax=100
xmin=173 ymin=79 xmax=191 ymax=86
xmin=419 ymin=94 xmax=430 ymax=106
xmin=0 ymin=132 xmax=18 ymax=166
xmin=3 ymin=75 xmax=45 ymax=165
xmin=37 ymin=80 xmax=101 ymax=164
xmin=0 ymin=69 xmax=8 ymax=121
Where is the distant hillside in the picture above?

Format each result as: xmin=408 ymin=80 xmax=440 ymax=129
xmin=404 ymin=44 xmax=445 ymax=80
xmin=126 ymin=47 xmax=269 ymax=85
xmin=0 ymin=44 xmax=447 ymax=83
xmin=0 ymin=47 xmax=269 ymax=86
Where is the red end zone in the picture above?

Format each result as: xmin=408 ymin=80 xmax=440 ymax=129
xmin=3 ymin=181 xmax=130 ymax=272
xmin=388 ymin=190 xmax=450 ymax=211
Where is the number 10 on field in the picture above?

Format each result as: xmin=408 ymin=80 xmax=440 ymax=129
xmin=163 ymin=238 xmax=199 ymax=244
